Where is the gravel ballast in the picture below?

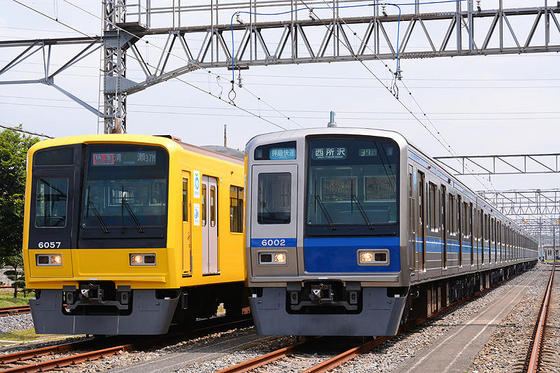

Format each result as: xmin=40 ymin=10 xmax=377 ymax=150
xmin=331 ymin=265 xmax=544 ymax=373
xmin=0 ymin=314 xmax=34 ymax=334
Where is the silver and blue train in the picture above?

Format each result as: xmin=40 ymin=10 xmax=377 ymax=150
xmin=245 ymin=127 xmax=538 ymax=336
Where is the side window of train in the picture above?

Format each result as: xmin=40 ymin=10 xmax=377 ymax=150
xmin=408 ymin=167 xmax=413 ymax=224
xmin=428 ymin=182 xmax=437 ymax=231
xmin=202 ymin=184 xmax=207 ymax=226
xmin=457 ymin=197 xmax=461 ymax=237
xmin=258 ymin=172 xmax=291 ymax=224
xmin=182 ymin=178 xmax=189 ymax=222
xmin=449 ymin=194 xmax=455 ymax=236
xmin=35 ymin=177 xmax=69 ymax=228
xmin=210 ymin=185 xmax=216 ymax=227
xmin=230 ymin=186 xmax=244 ymax=233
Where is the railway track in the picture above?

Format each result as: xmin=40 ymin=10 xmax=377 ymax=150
xmin=525 ymin=264 xmax=555 ymax=373
xmin=218 ymin=270 xmax=530 ymax=373
xmin=0 ymin=316 xmax=252 ymax=373
xmin=0 ymin=340 xmax=132 ymax=373
xmin=0 ymin=306 xmax=30 ymax=317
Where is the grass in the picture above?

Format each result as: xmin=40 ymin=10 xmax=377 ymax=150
xmin=0 ymin=290 xmax=34 ymax=307
xmin=0 ymin=329 xmax=38 ymax=343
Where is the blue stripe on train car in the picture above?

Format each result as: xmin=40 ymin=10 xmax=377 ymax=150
xmin=250 ymin=238 xmax=297 ymax=248
xmin=416 ymin=238 xmax=473 ymax=254
xmin=303 ymin=237 xmax=400 ymax=273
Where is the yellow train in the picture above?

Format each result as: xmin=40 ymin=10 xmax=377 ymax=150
xmin=23 ymin=134 xmax=247 ymax=335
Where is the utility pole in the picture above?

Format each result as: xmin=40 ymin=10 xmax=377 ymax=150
xmin=103 ymin=0 xmax=128 ymax=134
xmin=223 ymin=125 xmax=227 ymax=147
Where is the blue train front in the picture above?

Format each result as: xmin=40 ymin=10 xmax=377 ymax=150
xmin=245 ymin=128 xmax=409 ymax=336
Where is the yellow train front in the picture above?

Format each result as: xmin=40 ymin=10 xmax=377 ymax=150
xmin=23 ymin=134 xmax=246 ymax=335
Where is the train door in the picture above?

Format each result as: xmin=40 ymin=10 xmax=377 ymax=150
xmin=408 ymin=166 xmax=416 ymax=273
xmin=469 ymin=203 xmax=474 ymax=266
xmin=181 ymin=172 xmax=192 ymax=275
xmin=250 ymin=164 xmax=298 ymax=270
xmin=441 ymin=185 xmax=447 ymax=269
xmin=458 ymin=195 xmax=462 ymax=267
xmin=201 ymin=176 xmax=219 ymax=275
xmin=417 ymin=171 xmax=426 ymax=271
xmin=479 ymin=210 xmax=487 ymax=264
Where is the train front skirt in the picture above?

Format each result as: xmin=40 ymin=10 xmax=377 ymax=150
xmin=30 ymin=289 xmax=179 ymax=335
xmin=250 ymin=287 xmax=407 ymax=336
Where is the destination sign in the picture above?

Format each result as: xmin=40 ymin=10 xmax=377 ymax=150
xmin=92 ymin=151 xmax=157 ymax=166
xmin=270 ymin=147 xmax=296 ymax=160
xmin=312 ymin=147 xmax=347 ymax=160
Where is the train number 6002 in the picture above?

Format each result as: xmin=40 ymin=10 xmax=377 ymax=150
xmin=260 ymin=239 xmax=286 ymax=247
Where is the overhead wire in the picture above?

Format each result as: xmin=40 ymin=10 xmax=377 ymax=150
xmin=1 ymin=0 xmax=529 ymax=193
xmin=9 ymin=0 xmax=291 ymax=131
xmin=4 ymin=93 xmax=560 ymax=116
xmin=308 ymin=0 xmax=499 ymax=191
xmin=61 ymin=0 xmax=300 ymax=129
xmin=0 ymin=124 xmax=54 ymax=138
xmin=4 ymin=101 xmax=560 ymax=122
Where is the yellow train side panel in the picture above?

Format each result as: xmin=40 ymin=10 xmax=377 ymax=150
xmin=23 ymin=134 xmax=246 ymax=291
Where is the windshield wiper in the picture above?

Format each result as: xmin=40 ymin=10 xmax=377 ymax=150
xmin=121 ymin=186 xmax=144 ymax=233
xmin=351 ymin=195 xmax=374 ymax=230
xmin=315 ymin=195 xmax=335 ymax=230
xmin=85 ymin=187 xmax=109 ymax=233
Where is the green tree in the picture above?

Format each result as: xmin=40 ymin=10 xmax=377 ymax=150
xmin=3 ymin=255 xmax=25 ymax=298
xmin=0 ymin=126 xmax=39 ymax=297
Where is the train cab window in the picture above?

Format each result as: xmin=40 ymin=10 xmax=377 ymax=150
xmin=258 ymin=173 xmax=291 ymax=224
xmin=35 ymin=177 xmax=68 ymax=228
xmin=210 ymin=185 xmax=216 ymax=227
xmin=79 ymin=145 xmax=169 ymax=246
xmin=182 ymin=179 xmax=188 ymax=222
xmin=230 ymin=186 xmax=244 ymax=233
xmin=202 ymin=184 xmax=207 ymax=226
xmin=34 ymin=147 xmax=74 ymax=166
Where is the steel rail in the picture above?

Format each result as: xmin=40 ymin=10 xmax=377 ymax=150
xmin=302 ymin=337 xmax=391 ymax=373
xmin=0 ymin=344 xmax=133 ymax=373
xmin=0 ymin=340 xmax=87 ymax=364
xmin=216 ymin=339 xmax=308 ymax=373
xmin=526 ymin=265 xmax=555 ymax=373
xmin=0 ymin=315 xmax=252 ymax=371
xmin=0 ymin=306 xmax=30 ymax=317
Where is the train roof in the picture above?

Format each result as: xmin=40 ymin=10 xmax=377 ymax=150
xmin=245 ymin=127 xmax=407 ymax=150
xmin=28 ymin=134 xmax=244 ymax=165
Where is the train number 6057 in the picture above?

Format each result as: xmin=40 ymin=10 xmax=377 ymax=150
xmin=37 ymin=241 xmax=61 ymax=249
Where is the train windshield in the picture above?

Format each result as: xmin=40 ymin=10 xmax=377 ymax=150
xmin=306 ymin=137 xmax=399 ymax=236
xmin=80 ymin=145 xmax=169 ymax=241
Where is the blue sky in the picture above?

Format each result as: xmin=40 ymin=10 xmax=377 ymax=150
xmin=1 ymin=0 xmax=559 ymax=193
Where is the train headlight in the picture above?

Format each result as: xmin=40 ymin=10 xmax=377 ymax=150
xmin=259 ymin=251 xmax=287 ymax=265
xmin=358 ymin=250 xmax=389 ymax=265
xmin=130 ymin=253 xmax=156 ymax=266
xmin=359 ymin=251 xmax=374 ymax=264
xmin=36 ymin=254 xmax=62 ymax=266
xmin=273 ymin=252 xmax=287 ymax=264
